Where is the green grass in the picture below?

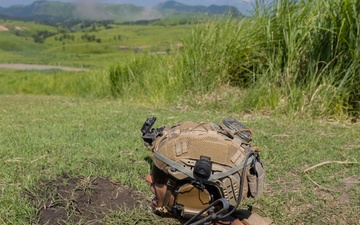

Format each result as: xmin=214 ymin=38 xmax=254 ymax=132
xmin=0 ymin=20 xmax=58 ymax=32
xmin=1 ymin=1 xmax=359 ymax=120
xmin=0 ymin=20 xmax=191 ymax=68
xmin=0 ymin=95 xmax=359 ymax=224
xmin=0 ymin=32 xmax=44 ymax=52
xmin=109 ymin=0 xmax=359 ymax=120
xmin=0 ymin=69 xmax=110 ymax=98
xmin=0 ymin=7 xmax=359 ymax=224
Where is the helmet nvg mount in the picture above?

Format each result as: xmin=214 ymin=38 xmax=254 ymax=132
xmin=141 ymin=117 xmax=265 ymax=225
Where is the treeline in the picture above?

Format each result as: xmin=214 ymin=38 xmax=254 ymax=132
xmin=80 ymin=33 xmax=101 ymax=43
xmin=2 ymin=15 xmax=203 ymax=30
xmin=54 ymin=34 xmax=75 ymax=42
xmin=118 ymin=18 xmax=202 ymax=26
xmin=32 ymin=30 xmax=56 ymax=43
xmin=13 ymin=17 xmax=204 ymax=45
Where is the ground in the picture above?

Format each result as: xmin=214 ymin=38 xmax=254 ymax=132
xmin=26 ymin=173 xmax=147 ymax=225
xmin=0 ymin=63 xmax=87 ymax=71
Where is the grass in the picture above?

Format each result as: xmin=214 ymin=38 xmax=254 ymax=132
xmin=0 ymin=95 xmax=359 ymax=224
xmin=1 ymin=1 xmax=358 ymax=120
xmin=0 ymin=20 xmax=192 ymax=68
xmin=0 ymin=69 xmax=110 ymax=98
xmin=109 ymin=0 xmax=360 ymax=120
xmin=0 ymin=2 xmax=359 ymax=223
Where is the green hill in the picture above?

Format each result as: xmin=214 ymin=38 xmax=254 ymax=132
xmin=0 ymin=0 xmax=242 ymax=23
xmin=155 ymin=0 xmax=239 ymax=15
xmin=2 ymin=1 xmax=73 ymax=18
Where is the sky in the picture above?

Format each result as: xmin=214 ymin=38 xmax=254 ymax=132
xmin=0 ymin=0 xmax=256 ymax=11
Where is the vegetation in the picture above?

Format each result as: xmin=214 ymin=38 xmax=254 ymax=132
xmin=0 ymin=95 xmax=359 ymax=224
xmin=110 ymin=0 xmax=359 ymax=120
xmin=0 ymin=1 xmax=242 ymax=24
xmin=1 ymin=0 xmax=358 ymax=118
xmin=0 ymin=70 xmax=109 ymax=98
xmin=155 ymin=1 xmax=241 ymax=17
xmin=0 ymin=0 xmax=359 ymax=224
xmin=0 ymin=19 xmax=192 ymax=67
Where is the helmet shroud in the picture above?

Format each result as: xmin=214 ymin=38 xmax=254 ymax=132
xmin=150 ymin=121 xmax=251 ymax=207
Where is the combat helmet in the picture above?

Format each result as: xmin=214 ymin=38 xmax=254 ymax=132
xmin=141 ymin=117 xmax=265 ymax=225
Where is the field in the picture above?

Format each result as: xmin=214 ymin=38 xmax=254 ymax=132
xmin=0 ymin=0 xmax=360 ymax=224
xmin=0 ymin=95 xmax=359 ymax=224
xmin=0 ymin=20 xmax=191 ymax=68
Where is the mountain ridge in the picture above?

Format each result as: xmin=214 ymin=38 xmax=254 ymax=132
xmin=0 ymin=0 xmax=243 ymax=22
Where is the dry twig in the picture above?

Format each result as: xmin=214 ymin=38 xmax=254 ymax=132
xmin=303 ymin=160 xmax=360 ymax=192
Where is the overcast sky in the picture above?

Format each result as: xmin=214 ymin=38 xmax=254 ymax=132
xmin=0 ymin=0 xmax=255 ymax=8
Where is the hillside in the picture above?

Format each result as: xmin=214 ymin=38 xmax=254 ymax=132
xmin=155 ymin=1 xmax=240 ymax=16
xmin=0 ymin=0 xmax=242 ymax=23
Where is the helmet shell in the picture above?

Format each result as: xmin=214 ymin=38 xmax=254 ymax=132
xmin=150 ymin=121 xmax=251 ymax=206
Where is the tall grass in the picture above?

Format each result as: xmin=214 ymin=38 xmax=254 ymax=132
xmin=109 ymin=55 xmax=183 ymax=105
xmin=109 ymin=0 xmax=359 ymax=120
xmin=256 ymin=0 xmax=360 ymax=118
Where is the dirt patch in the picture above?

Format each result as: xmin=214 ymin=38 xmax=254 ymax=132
xmin=0 ymin=63 xmax=87 ymax=71
xmin=26 ymin=173 xmax=147 ymax=225
xmin=0 ymin=25 xmax=29 ymax=32
xmin=0 ymin=25 xmax=9 ymax=31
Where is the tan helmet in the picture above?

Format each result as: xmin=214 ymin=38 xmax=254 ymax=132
xmin=141 ymin=117 xmax=265 ymax=223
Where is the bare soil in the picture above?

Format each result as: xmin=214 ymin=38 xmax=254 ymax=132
xmin=0 ymin=64 xmax=87 ymax=71
xmin=26 ymin=173 xmax=147 ymax=225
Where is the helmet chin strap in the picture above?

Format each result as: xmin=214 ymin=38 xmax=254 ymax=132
xmin=159 ymin=178 xmax=231 ymax=225
xmin=176 ymin=151 xmax=256 ymax=225
xmin=153 ymin=150 xmax=255 ymax=224
xmin=183 ymin=198 xmax=230 ymax=225
xmin=153 ymin=178 xmax=177 ymax=216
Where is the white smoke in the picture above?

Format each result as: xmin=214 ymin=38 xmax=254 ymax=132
xmin=75 ymin=0 xmax=110 ymax=20
xmin=136 ymin=8 xmax=163 ymax=20
xmin=73 ymin=0 xmax=163 ymax=21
